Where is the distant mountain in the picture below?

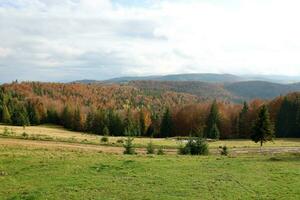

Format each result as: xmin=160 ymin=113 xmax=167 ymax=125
xmin=241 ymin=75 xmax=300 ymax=84
xmin=73 ymin=73 xmax=300 ymax=102
xmin=103 ymin=73 xmax=244 ymax=83
xmin=225 ymin=81 xmax=300 ymax=100
xmin=130 ymin=80 xmax=300 ymax=102
xmin=74 ymin=73 xmax=300 ymax=84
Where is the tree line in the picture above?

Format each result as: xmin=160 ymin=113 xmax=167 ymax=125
xmin=0 ymin=83 xmax=299 ymax=138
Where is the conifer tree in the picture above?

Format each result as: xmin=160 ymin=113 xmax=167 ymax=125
xmin=238 ymin=101 xmax=249 ymax=138
xmin=107 ymin=110 xmax=123 ymax=136
xmin=139 ymin=111 xmax=146 ymax=136
xmin=47 ymin=107 xmax=59 ymax=124
xmin=160 ymin=108 xmax=173 ymax=138
xmin=102 ymin=126 xmax=110 ymax=136
xmin=27 ymin=103 xmax=41 ymax=125
xmin=123 ymin=110 xmax=136 ymax=136
xmin=209 ymin=123 xmax=220 ymax=140
xmin=11 ymin=104 xmax=30 ymax=126
xmin=85 ymin=110 xmax=95 ymax=132
xmin=205 ymin=100 xmax=221 ymax=139
xmin=61 ymin=105 xmax=73 ymax=129
xmin=251 ymin=105 xmax=274 ymax=148
xmin=72 ymin=107 xmax=83 ymax=131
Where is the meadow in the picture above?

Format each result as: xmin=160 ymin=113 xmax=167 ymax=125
xmin=0 ymin=145 xmax=299 ymax=200
xmin=0 ymin=125 xmax=299 ymax=199
xmin=0 ymin=124 xmax=299 ymax=150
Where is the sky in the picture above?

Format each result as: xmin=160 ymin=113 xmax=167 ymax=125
xmin=0 ymin=0 xmax=300 ymax=82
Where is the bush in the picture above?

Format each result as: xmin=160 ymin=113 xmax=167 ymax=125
xmin=100 ymin=136 xmax=109 ymax=143
xmin=220 ymin=145 xmax=229 ymax=156
xmin=178 ymin=137 xmax=209 ymax=155
xmin=123 ymin=137 xmax=135 ymax=155
xmin=21 ymin=132 xmax=29 ymax=138
xmin=146 ymin=142 xmax=155 ymax=154
xmin=117 ymin=139 xmax=124 ymax=144
xmin=157 ymin=147 xmax=165 ymax=155
xmin=2 ymin=127 xmax=10 ymax=136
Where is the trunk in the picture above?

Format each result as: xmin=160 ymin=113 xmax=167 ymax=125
xmin=260 ymin=140 xmax=263 ymax=153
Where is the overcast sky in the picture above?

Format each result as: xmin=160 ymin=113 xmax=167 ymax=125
xmin=0 ymin=0 xmax=300 ymax=82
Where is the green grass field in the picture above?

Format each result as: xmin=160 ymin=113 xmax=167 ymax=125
xmin=1 ymin=124 xmax=300 ymax=150
xmin=0 ymin=145 xmax=299 ymax=200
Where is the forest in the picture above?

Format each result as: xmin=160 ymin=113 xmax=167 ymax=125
xmin=0 ymin=81 xmax=299 ymax=139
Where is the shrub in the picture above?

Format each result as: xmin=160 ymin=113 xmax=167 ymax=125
xmin=220 ymin=145 xmax=229 ymax=156
xmin=157 ymin=147 xmax=165 ymax=155
xmin=102 ymin=126 xmax=110 ymax=136
xmin=21 ymin=132 xmax=29 ymax=138
xmin=146 ymin=142 xmax=155 ymax=154
xmin=178 ymin=137 xmax=209 ymax=155
xmin=123 ymin=137 xmax=135 ymax=155
xmin=3 ymin=127 xmax=10 ymax=136
xmin=100 ymin=136 xmax=109 ymax=143
xmin=117 ymin=139 xmax=124 ymax=144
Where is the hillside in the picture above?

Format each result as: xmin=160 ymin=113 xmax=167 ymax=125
xmin=225 ymin=81 xmax=300 ymax=100
xmin=0 ymin=82 xmax=201 ymax=112
xmin=129 ymin=80 xmax=300 ymax=102
xmin=129 ymin=81 xmax=234 ymax=102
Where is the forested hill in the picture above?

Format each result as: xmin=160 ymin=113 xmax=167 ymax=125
xmin=129 ymin=80 xmax=300 ymax=102
xmin=0 ymin=82 xmax=299 ymax=138
xmin=0 ymin=82 xmax=201 ymax=112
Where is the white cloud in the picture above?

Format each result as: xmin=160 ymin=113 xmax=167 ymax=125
xmin=0 ymin=0 xmax=300 ymax=82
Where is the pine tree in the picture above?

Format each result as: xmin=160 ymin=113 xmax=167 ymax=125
xmin=11 ymin=104 xmax=30 ymax=126
xmin=123 ymin=110 xmax=136 ymax=136
xmin=160 ymin=108 xmax=173 ymax=138
xmin=2 ymin=104 xmax=12 ymax=124
xmin=209 ymin=123 xmax=220 ymax=140
xmin=85 ymin=110 xmax=95 ymax=132
xmin=27 ymin=103 xmax=41 ymax=125
xmin=251 ymin=105 xmax=274 ymax=148
xmin=238 ymin=101 xmax=249 ymax=138
xmin=205 ymin=100 xmax=221 ymax=139
xmin=61 ymin=105 xmax=73 ymax=129
xmin=47 ymin=107 xmax=59 ymax=124
xmin=107 ymin=110 xmax=123 ymax=136
xmin=72 ymin=107 xmax=83 ymax=131
xmin=139 ymin=111 xmax=146 ymax=136
xmin=92 ymin=110 xmax=108 ymax=135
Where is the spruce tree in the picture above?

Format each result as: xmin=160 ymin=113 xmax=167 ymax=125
xmin=85 ymin=110 xmax=95 ymax=132
xmin=160 ymin=108 xmax=173 ymax=138
xmin=72 ymin=107 xmax=83 ymax=131
xmin=61 ymin=105 xmax=73 ymax=129
xmin=238 ymin=101 xmax=249 ymax=138
xmin=139 ymin=111 xmax=146 ymax=136
xmin=107 ymin=110 xmax=123 ymax=136
xmin=47 ymin=107 xmax=59 ymax=124
xmin=27 ymin=104 xmax=41 ymax=125
xmin=11 ymin=104 xmax=30 ymax=126
xmin=251 ymin=105 xmax=274 ymax=148
xmin=209 ymin=123 xmax=220 ymax=140
xmin=205 ymin=100 xmax=221 ymax=139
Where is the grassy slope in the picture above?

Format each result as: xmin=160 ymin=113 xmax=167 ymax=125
xmin=0 ymin=124 xmax=299 ymax=149
xmin=0 ymin=145 xmax=299 ymax=200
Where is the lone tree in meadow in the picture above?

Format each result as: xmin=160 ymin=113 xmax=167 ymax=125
xmin=251 ymin=105 xmax=274 ymax=149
